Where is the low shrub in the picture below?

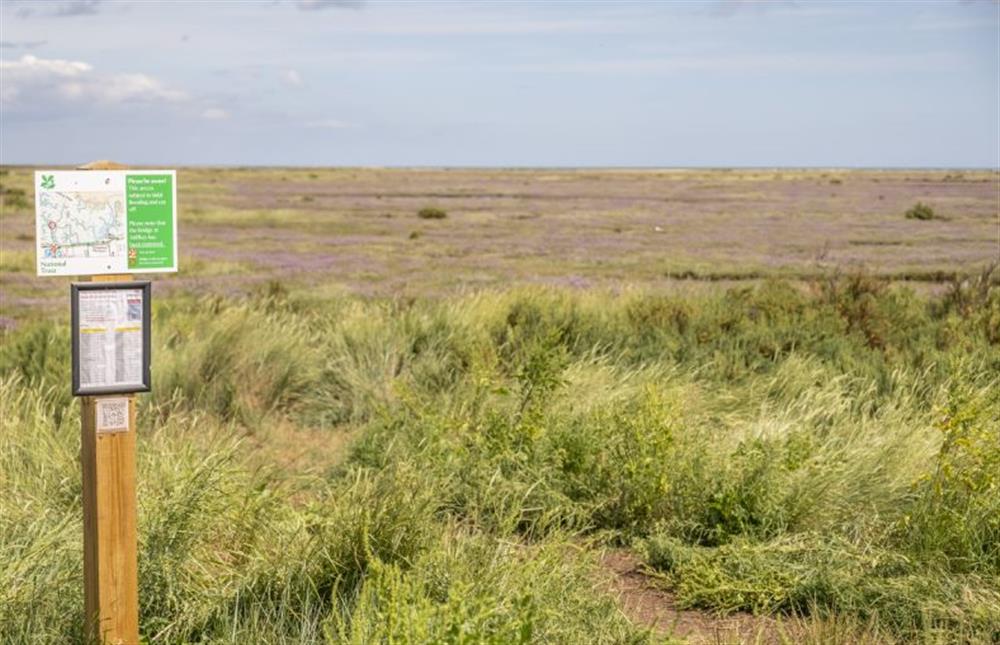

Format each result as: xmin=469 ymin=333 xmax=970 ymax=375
xmin=417 ymin=207 xmax=447 ymax=220
xmin=152 ymin=301 xmax=318 ymax=422
xmin=902 ymin=377 xmax=1000 ymax=573
xmin=641 ymin=532 xmax=1000 ymax=641
xmin=325 ymin=536 xmax=645 ymax=644
xmin=905 ymin=202 xmax=936 ymax=220
xmin=1 ymin=186 xmax=31 ymax=210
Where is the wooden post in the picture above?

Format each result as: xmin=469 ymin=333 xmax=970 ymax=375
xmin=79 ymin=161 xmax=140 ymax=645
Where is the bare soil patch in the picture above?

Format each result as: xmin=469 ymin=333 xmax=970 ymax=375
xmin=601 ymin=549 xmax=794 ymax=644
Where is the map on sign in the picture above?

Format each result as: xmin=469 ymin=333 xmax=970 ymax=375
xmin=35 ymin=170 xmax=177 ymax=276
xmin=38 ymin=190 xmax=127 ymax=265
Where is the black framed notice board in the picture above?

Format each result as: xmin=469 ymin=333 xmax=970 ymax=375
xmin=71 ymin=281 xmax=151 ymax=396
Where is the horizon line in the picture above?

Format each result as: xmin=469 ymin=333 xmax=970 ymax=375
xmin=1 ymin=163 xmax=997 ymax=172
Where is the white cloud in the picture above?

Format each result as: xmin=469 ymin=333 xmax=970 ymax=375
xmin=7 ymin=0 xmax=104 ymax=18
xmin=281 ymin=69 xmax=303 ymax=87
xmin=201 ymin=107 xmax=229 ymax=120
xmin=0 ymin=54 xmax=186 ymax=111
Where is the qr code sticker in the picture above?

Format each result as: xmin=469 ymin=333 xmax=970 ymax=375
xmin=127 ymin=300 xmax=142 ymax=322
xmin=96 ymin=398 xmax=129 ymax=433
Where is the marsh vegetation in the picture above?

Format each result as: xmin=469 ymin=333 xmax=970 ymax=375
xmin=1 ymin=167 xmax=998 ymax=643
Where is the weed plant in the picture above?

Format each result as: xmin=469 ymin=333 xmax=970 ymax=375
xmin=417 ymin=207 xmax=447 ymax=220
xmin=905 ymin=202 xmax=937 ymax=220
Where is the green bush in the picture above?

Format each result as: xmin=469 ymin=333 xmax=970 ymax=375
xmin=417 ymin=207 xmax=447 ymax=220
xmin=902 ymin=377 xmax=1000 ymax=573
xmin=325 ymin=536 xmax=645 ymax=644
xmin=0 ymin=321 xmax=72 ymax=414
xmin=1 ymin=186 xmax=31 ymax=210
xmin=152 ymin=301 xmax=318 ymax=422
xmin=905 ymin=202 xmax=936 ymax=220
xmin=641 ymin=532 xmax=1000 ymax=640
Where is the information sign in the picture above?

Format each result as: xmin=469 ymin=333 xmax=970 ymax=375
xmin=35 ymin=170 xmax=177 ymax=276
xmin=71 ymin=281 xmax=151 ymax=396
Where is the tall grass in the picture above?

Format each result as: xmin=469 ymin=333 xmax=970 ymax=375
xmin=1 ymin=269 xmax=997 ymax=643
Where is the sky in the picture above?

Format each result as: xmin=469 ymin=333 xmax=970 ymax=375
xmin=0 ymin=0 xmax=997 ymax=167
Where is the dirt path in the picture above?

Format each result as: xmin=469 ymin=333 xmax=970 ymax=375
xmin=601 ymin=550 xmax=791 ymax=644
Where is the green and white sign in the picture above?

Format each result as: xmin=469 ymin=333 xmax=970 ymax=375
xmin=35 ymin=170 xmax=178 ymax=276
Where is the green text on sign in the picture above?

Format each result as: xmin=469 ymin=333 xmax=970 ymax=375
xmin=126 ymin=174 xmax=174 ymax=270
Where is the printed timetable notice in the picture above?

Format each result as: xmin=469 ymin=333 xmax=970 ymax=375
xmin=72 ymin=283 xmax=151 ymax=396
